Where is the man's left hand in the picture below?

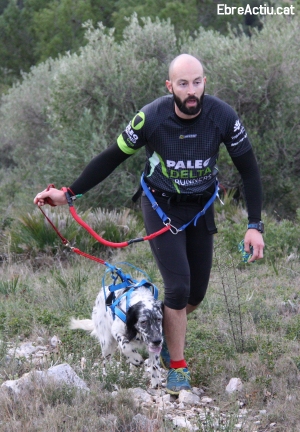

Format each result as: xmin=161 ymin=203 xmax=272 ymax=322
xmin=244 ymin=229 xmax=264 ymax=262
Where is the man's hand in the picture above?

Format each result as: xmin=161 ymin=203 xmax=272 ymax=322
xmin=244 ymin=229 xmax=264 ymax=262
xmin=34 ymin=186 xmax=67 ymax=207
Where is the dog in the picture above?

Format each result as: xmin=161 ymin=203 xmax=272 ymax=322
xmin=70 ymin=283 xmax=164 ymax=388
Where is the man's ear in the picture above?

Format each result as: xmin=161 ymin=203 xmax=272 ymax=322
xmin=166 ymin=80 xmax=173 ymax=93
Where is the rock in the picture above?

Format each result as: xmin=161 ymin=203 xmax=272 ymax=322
xmin=157 ymin=393 xmax=173 ymax=409
xmin=130 ymin=387 xmax=153 ymax=403
xmin=200 ymin=396 xmax=213 ymax=404
xmin=192 ymin=387 xmax=205 ymax=396
xmin=226 ymin=377 xmax=243 ymax=393
xmin=178 ymin=389 xmax=200 ymax=404
xmin=1 ymin=339 xmax=271 ymax=432
xmin=1 ymin=363 xmax=89 ymax=396
xmin=157 ymin=393 xmax=171 ymax=403
xmin=173 ymin=416 xmax=199 ymax=431
xmin=46 ymin=363 xmax=89 ymax=390
xmin=8 ymin=342 xmax=45 ymax=359
xmin=50 ymin=335 xmax=61 ymax=348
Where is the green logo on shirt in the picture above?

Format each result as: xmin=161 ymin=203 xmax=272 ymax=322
xmin=131 ymin=112 xmax=145 ymax=130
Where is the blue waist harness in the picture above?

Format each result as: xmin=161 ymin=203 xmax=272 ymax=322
xmin=140 ymin=173 xmax=221 ymax=234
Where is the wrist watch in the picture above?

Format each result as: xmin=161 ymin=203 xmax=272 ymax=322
xmin=247 ymin=221 xmax=264 ymax=233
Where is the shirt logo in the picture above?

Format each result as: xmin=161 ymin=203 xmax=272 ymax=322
xmin=125 ymin=123 xmax=139 ymax=144
xmin=233 ymin=120 xmax=241 ymax=132
xmin=167 ymin=158 xmax=210 ymax=169
xmin=131 ymin=112 xmax=145 ymax=130
xmin=179 ymin=134 xmax=197 ymax=139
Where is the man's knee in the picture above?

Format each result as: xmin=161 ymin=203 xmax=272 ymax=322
xmin=186 ymin=303 xmax=199 ymax=314
xmin=164 ymin=284 xmax=190 ymax=310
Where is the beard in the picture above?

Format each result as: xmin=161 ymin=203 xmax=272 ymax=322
xmin=173 ymin=85 xmax=205 ymax=116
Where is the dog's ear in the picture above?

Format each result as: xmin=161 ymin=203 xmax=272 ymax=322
xmin=126 ymin=302 xmax=142 ymax=341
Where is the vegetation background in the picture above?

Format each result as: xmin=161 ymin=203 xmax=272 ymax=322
xmin=0 ymin=0 xmax=300 ymax=430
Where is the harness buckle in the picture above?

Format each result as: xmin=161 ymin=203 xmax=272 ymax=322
xmin=64 ymin=241 xmax=74 ymax=250
xmin=217 ymin=192 xmax=225 ymax=206
xmin=163 ymin=218 xmax=180 ymax=235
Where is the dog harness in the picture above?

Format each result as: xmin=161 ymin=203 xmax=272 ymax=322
xmin=102 ymin=262 xmax=159 ymax=323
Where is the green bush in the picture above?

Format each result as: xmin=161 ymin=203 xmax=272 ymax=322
xmin=7 ymin=206 xmax=142 ymax=259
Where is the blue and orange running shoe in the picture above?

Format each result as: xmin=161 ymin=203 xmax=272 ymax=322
xmin=166 ymin=367 xmax=191 ymax=395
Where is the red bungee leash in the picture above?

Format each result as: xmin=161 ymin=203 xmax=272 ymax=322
xmin=38 ymin=184 xmax=170 ymax=256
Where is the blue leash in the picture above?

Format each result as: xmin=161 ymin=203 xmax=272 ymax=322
xmin=140 ymin=173 xmax=220 ymax=233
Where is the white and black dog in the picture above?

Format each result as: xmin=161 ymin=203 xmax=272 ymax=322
xmin=70 ymin=283 xmax=164 ymax=388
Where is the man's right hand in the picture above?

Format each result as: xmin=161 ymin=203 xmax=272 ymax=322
xmin=34 ymin=186 xmax=67 ymax=207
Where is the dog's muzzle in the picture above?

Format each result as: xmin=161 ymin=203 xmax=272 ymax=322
xmin=148 ymin=338 xmax=163 ymax=354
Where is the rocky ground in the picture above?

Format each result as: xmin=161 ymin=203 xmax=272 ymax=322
xmin=0 ymin=337 xmax=278 ymax=431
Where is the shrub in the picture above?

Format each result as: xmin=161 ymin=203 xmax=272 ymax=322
xmin=7 ymin=206 xmax=143 ymax=260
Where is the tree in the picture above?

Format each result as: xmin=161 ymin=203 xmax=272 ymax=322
xmin=0 ymin=0 xmax=9 ymax=13
xmin=0 ymin=0 xmax=117 ymax=83
xmin=31 ymin=0 xmax=97 ymax=62
xmin=0 ymin=1 xmax=36 ymax=78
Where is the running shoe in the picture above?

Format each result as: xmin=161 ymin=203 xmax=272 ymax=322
xmin=166 ymin=367 xmax=191 ymax=395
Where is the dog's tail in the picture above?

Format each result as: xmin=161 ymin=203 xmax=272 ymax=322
xmin=69 ymin=318 xmax=94 ymax=332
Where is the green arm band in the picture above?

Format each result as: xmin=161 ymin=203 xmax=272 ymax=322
xmin=117 ymin=134 xmax=138 ymax=155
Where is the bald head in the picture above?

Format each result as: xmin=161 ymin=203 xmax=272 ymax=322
xmin=168 ymin=54 xmax=204 ymax=81
xmin=166 ymin=54 xmax=206 ymax=119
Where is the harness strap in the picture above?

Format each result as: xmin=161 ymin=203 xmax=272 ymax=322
xmin=100 ymin=260 xmax=159 ymax=322
xmin=110 ymin=287 xmax=135 ymax=322
xmin=179 ymin=183 xmax=219 ymax=230
xmin=108 ymin=280 xmax=158 ymax=322
xmin=140 ymin=176 xmax=170 ymax=224
xmin=140 ymin=173 xmax=219 ymax=232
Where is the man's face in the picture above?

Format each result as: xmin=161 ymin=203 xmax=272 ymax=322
xmin=172 ymin=84 xmax=206 ymax=116
xmin=166 ymin=57 xmax=206 ymax=119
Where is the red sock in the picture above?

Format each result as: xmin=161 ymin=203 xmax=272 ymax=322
xmin=170 ymin=359 xmax=187 ymax=369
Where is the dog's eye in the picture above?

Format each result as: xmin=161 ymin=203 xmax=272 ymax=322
xmin=140 ymin=320 xmax=147 ymax=326
xmin=156 ymin=318 xmax=162 ymax=323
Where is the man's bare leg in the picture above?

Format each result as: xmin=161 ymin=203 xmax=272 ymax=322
xmin=163 ymin=306 xmax=186 ymax=361
xmin=163 ymin=304 xmax=199 ymax=361
xmin=186 ymin=304 xmax=198 ymax=314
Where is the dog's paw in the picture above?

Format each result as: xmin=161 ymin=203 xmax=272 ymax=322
xmin=150 ymin=378 xmax=161 ymax=388
xmin=127 ymin=353 xmax=144 ymax=366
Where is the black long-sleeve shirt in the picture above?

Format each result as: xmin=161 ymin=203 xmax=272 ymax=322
xmin=70 ymin=94 xmax=262 ymax=223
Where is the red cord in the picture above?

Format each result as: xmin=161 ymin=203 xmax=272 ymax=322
xmin=38 ymin=184 xmax=170 ymax=251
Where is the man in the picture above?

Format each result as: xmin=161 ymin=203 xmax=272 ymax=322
xmin=34 ymin=54 xmax=264 ymax=395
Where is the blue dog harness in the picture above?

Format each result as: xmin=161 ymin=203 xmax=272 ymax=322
xmin=102 ymin=262 xmax=159 ymax=323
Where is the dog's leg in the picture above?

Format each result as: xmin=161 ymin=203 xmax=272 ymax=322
xmin=147 ymin=351 xmax=161 ymax=388
xmin=92 ymin=296 xmax=118 ymax=359
xmin=114 ymin=333 xmax=144 ymax=366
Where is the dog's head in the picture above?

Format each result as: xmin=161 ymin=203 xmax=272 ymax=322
xmin=126 ymin=299 xmax=163 ymax=353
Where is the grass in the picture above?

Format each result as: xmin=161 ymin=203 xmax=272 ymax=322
xmin=1 ymin=205 xmax=300 ymax=430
